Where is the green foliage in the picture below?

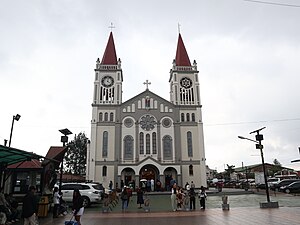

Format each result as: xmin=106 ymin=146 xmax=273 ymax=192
xmin=224 ymin=164 xmax=235 ymax=179
xmin=64 ymin=132 xmax=88 ymax=175
xmin=273 ymin=158 xmax=281 ymax=166
xmin=270 ymin=158 xmax=282 ymax=176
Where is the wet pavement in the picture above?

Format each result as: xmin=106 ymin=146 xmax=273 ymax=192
xmin=12 ymin=189 xmax=300 ymax=225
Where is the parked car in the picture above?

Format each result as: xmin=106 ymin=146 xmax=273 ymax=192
xmin=270 ymin=179 xmax=299 ymax=192
xmin=267 ymin=178 xmax=280 ymax=188
xmin=256 ymin=177 xmax=281 ymax=190
xmin=280 ymin=181 xmax=300 ymax=194
xmin=60 ymin=182 xmax=104 ymax=207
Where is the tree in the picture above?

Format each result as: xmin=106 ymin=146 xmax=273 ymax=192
xmin=271 ymin=158 xmax=282 ymax=176
xmin=64 ymin=132 xmax=88 ymax=175
xmin=273 ymin=159 xmax=281 ymax=166
xmin=225 ymin=164 xmax=235 ymax=180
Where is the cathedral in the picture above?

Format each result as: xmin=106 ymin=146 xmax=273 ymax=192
xmin=86 ymin=31 xmax=206 ymax=190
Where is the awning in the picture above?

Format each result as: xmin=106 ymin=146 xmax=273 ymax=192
xmin=0 ymin=144 xmax=45 ymax=167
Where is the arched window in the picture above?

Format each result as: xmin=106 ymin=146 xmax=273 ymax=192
xmin=139 ymin=132 xmax=144 ymax=154
xmin=124 ymin=135 xmax=133 ymax=160
xmin=187 ymin=113 xmax=190 ymax=122
xmin=104 ymin=112 xmax=108 ymax=121
xmin=187 ymin=131 xmax=193 ymax=157
xmin=181 ymin=113 xmax=184 ymax=122
xmin=152 ymin=132 xmax=157 ymax=154
xmin=189 ymin=165 xmax=194 ymax=176
xmin=109 ymin=112 xmax=113 ymax=121
xmin=102 ymin=131 xmax=108 ymax=157
xmin=146 ymin=134 xmax=150 ymax=154
xmin=99 ymin=112 xmax=103 ymax=121
xmin=192 ymin=113 xmax=195 ymax=122
xmin=163 ymin=135 xmax=173 ymax=160
xmin=103 ymin=166 xmax=107 ymax=177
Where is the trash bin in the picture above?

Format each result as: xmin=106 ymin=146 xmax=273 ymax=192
xmin=38 ymin=196 xmax=49 ymax=217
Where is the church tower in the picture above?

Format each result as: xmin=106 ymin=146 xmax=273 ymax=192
xmin=87 ymin=32 xmax=122 ymax=183
xmin=169 ymin=33 xmax=206 ymax=187
xmin=169 ymin=33 xmax=200 ymax=106
xmin=93 ymin=32 xmax=123 ymax=105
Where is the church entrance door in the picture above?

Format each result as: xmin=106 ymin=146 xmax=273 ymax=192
xmin=139 ymin=164 xmax=159 ymax=192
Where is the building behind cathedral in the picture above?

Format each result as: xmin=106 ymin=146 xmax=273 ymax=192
xmin=86 ymin=31 xmax=207 ymax=190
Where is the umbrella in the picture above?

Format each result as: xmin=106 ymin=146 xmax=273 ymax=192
xmin=140 ymin=179 xmax=147 ymax=182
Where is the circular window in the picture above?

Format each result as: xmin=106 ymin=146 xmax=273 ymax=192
xmin=124 ymin=118 xmax=133 ymax=128
xmin=180 ymin=77 xmax=193 ymax=89
xmin=162 ymin=118 xmax=172 ymax=128
xmin=140 ymin=115 xmax=156 ymax=131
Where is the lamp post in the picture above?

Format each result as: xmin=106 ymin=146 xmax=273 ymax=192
xmin=59 ymin=128 xmax=72 ymax=192
xmin=238 ymin=127 xmax=278 ymax=208
xmin=8 ymin=114 xmax=21 ymax=147
xmin=291 ymin=147 xmax=300 ymax=163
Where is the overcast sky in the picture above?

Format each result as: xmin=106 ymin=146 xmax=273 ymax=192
xmin=1 ymin=0 xmax=300 ymax=172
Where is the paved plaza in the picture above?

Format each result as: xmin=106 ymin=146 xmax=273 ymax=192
xmin=41 ymin=206 xmax=300 ymax=225
xmin=13 ymin=190 xmax=300 ymax=225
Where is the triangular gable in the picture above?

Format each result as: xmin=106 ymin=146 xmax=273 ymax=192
xmin=137 ymin=156 xmax=162 ymax=167
xmin=121 ymin=89 xmax=175 ymax=113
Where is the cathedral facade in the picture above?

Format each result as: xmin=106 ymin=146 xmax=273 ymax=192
xmin=86 ymin=32 xmax=206 ymax=190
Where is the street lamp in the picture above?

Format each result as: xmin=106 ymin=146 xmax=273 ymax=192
xmin=8 ymin=114 xmax=21 ymax=147
xmin=291 ymin=147 xmax=300 ymax=163
xmin=59 ymin=128 xmax=72 ymax=192
xmin=238 ymin=127 xmax=278 ymax=208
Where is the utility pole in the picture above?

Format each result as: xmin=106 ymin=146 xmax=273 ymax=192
xmin=250 ymin=127 xmax=270 ymax=203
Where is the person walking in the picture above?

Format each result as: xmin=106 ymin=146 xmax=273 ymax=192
xmin=136 ymin=188 xmax=144 ymax=209
xmin=109 ymin=181 xmax=113 ymax=191
xmin=189 ymin=187 xmax=196 ymax=210
xmin=72 ymin=189 xmax=84 ymax=225
xmin=170 ymin=183 xmax=177 ymax=211
xmin=52 ymin=187 xmax=60 ymax=218
xmin=198 ymin=186 xmax=207 ymax=210
xmin=120 ymin=187 xmax=128 ymax=211
xmin=190 ymin=181 xmax=195 ymax=189
xmin=22 ymin=186 xmax=38 ymax=225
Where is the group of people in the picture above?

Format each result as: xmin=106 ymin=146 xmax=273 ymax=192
xmin=120 ymin=186 xmax=150 ymax=211
xmin=17 ymin=185 xmax=85 ymax=225
xmin=52 ymin=187 xmax=84 ymax=225
xmin=171 ymin=182 xmax=207 ymax=211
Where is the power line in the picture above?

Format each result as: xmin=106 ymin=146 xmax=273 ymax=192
xmin=243 ymin=0 xmax=300 ymax=8
xmin=205 ymin=117 xmax=300 ymax=126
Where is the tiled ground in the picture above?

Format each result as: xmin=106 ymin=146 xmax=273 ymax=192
xmin=13 ymin=189 xmax=300 ymax=225
xmin=40 ymin=207 xmax=300 ymax=225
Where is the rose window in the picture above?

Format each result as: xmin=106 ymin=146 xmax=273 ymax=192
xmin=140 ymin=115 xmax=156 ymax=131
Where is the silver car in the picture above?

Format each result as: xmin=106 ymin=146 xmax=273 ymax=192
xmin=60 ymin=182 xmax=104 ymax=207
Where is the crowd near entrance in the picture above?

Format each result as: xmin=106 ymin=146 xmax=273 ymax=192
xmin=120 ymin=165 xmax=178 ymax=191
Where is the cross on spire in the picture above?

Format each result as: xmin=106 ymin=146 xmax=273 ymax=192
xmin=178 ymin=23 xmax=181 ymax=33
xmin=108 ymin=22 xmax=115 ymax=32
xmin=143 ymin=80 xmax=151 ymax=90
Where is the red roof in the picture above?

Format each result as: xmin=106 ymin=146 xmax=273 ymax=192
xmin=101 ymin=32 xmax=118 ymax=65
xmin=8 ymin=159 xmax=42 ymax=169
xmin=42 ymin=146 xmax=67 ymax=166
xmin=175 ymin=33 xmax=191 ymax=66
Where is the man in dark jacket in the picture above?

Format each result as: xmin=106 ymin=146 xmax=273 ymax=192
xmin=22 ymin=186 xmax=38 ymax=225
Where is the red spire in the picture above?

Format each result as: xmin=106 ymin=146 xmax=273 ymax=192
xmin=101 ymin=32 xmax=118 ymax=65
xmin=175 ymin=33 xmax=191 ymax=66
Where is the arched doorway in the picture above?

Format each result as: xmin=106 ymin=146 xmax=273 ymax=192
xmin=164 ymin=167 xmax=178 ymax=191
xmin=139 ymin=164 xmax=159 ymax=191
xmin=121 ymin=167 xmax=135 ymax=189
